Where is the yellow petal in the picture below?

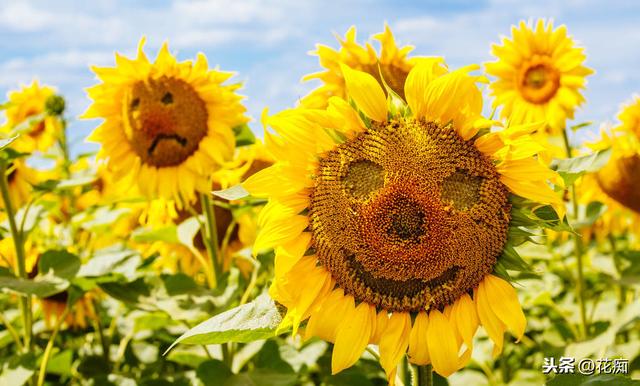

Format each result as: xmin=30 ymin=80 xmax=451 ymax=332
xmin=332 ymin=300 xmax=376 ymax=374
xmin=408 ymin=311 xmax=430 ymax=365
xmin=379 ymin=312 xmax=412 ymax=382
xmin=475 ymin=283 xmax=506 ymax=357
xmin=305 ymin=288 xmax=349 ymax=342
xmin=450 ymin=293 xmax=479 ymax=348
xmin=274 ymin=232 xmax=312 ymax=279
xmin=426 ymin=310 xmax=459 ymax=377
xmin=340 ymin=63 xmax=387 ymax=122
xmin=404 ymin=58 xmax=446 ymax=118
xmin=423 ymin=66 xmax=483 ymax=140
xmin=483 ymin=275 xmax=527 ymax=340
xmin=370 ymin=310 xmax=389 ymax=345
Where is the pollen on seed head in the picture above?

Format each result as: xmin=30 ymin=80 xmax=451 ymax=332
xmin=309 ymin=117 xmax=511 ymax=312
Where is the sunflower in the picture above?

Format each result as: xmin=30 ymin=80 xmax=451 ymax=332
xmin=1 ymin=159 xmax=39 ymax=212
xmin=41 ymin=291 xmax=98 ymax=330
xmin=578 ymin=99 xmax=640 ymax=243
xmin=485 ymin=19 xmax=593 ymax=134
xmin=1 ymin=81 xmax=63 ymax=153
xmin=301 ymin=25 xmax=417 ymax=109
xmin=242 ymin=59 xmax=563 ymax=380
xmin=139 ymin=142 xmax=272 ymax=277
xmin=84 ymin=38 xmax=248 ymax=206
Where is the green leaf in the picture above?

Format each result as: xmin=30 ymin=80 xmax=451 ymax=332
xmin=132 ymin=225 xmax=179 ymax=244
xmin=324 ymin=368 xmax=374 ymax=386
xmin=213 ymin=184 xmax=250 ymax=200
xmin=566 ymin=300 xmax=640 ymax=357
xmin=233 ymin=123 xmax=257 ymax=147
xmin=570 ymin=121 xmax=593 ymax=132
xmin=573 ymin=201 xmax=607 ymax=229
xmin=177 ymin=216 xmax=201 ymax=250
xmin=38 ymin=250 xmax=80 ymax=280
xmin=0 ymin=353 xmax=36 ymax=386
xmin=77 ymin=250 xmax=136 ymax=278
xmin=167 ymin=293 xmax=282 ymax=352
xmin=499 ymin=244 xmax=532 ymax=272
xmin=0 ymin=135 xmax=18 ymax=151
xmin=77 ymin=355 xmax=112 ymax=378
xmin=134 ymin=312 xmax=174 ymax=333
xmin=196 ymin=360 xmax=233 ymax=386
xmin=47 ymin=349 xmax=73 ymax=376
xmin=161 ymin=273 xmax=200 ymax=296
xmin=224 ymin=370 xmax=297 ymax=386
xmin=552 ymin=148 xmax=612 ymax=186
xmin=56 ymin=175 xmax=97 ymax=189
xmin=0 ymin=274 xmax=68 ymax=297
xmin=547 ymin=374 xmax=640 ymax=386
xmin=255 ymin=340 xmax=295 ymax=373
xmin=99 ymin=278 xmax=151 ymax=305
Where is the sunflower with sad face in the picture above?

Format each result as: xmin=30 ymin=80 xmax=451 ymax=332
xmin=243 ymin=59 xmax=564 ymax=381
xmin=85 ymin=38 xmax=248 ymax=206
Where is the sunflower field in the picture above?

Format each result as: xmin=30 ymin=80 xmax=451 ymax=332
xmin=1 ymin=17 xmax=640 ymax=386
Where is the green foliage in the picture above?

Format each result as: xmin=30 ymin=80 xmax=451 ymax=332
xmin=233 ymin=123 xmax=257 ymax=147
xmin=169 ymin=293 xmax=282 ymax=349
xmin=552 ymin=148 xmax=612 ymax=186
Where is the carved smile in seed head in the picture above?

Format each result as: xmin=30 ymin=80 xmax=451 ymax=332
xmin=124 ymin=76 xmax=209 ymax=167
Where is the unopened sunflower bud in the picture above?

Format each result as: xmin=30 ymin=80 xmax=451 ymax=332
xmin=45 ymin=94 xmax=66 ymax=116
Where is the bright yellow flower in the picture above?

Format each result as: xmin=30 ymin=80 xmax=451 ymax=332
xmin=486 ymin=19 xmax=593 ymax=134
xmin=84 ymin=38 xmax=248 ymax=206
xmin=301 ymin=25 xmax=417 ymax=109
xmin=140 ymin=142 xmax=273 ymax=277
xmin=41 ymin=291 xmax=98 ymax=330
xmin=243 ymin=59 xmax=563 ymax=380
xmin=1 ymin=81 xmax=62 ymax=153
xmin=1 ymin=159 xmax=40 ymax=212
xmin=0 ymin=237 xmax=39 ymax=274
xmin=578 ymin=99 xmax=640 ymax=243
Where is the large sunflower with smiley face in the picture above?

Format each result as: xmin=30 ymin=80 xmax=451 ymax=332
xmin=243 ymin=59 xmax=564 ymax=381
xmin=84 ymin=38 xmax=248 ymax=206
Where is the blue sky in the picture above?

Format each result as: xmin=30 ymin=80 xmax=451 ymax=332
xmin=1 ymin=0 xmax=640 ymax=154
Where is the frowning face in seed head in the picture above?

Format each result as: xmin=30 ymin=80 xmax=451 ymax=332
xmin=124 ymin=76 xmax=209 ymax=167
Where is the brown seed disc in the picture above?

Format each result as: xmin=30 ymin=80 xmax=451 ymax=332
xmin=359 ymin=62 xmax=410 ymax=100
xmin=517 ymin=58 xmax=561 ymax=104
xmin=309 ymin=118 xmax=511 ymax=312
xmin=123 ymin=76 xmax=208 ymax=167
xmin=596 ymin=154 xmax=640 ymax=214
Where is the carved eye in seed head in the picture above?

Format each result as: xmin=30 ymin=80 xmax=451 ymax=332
xmin=130 ymin=98 xmax=140 ymax=110
xmin=161 ymin=92 xmax=173 ymax=105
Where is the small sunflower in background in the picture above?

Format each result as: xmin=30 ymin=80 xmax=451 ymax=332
xmin=41 ymin=291 xmax=98 ymax=330
xmin=243 ymin=59 xmax=564 ymax=380
xmin=139 ymin=142 xmax=273 ymax=279
xmin=1 ymin=81 xmax=63 ymax=153
xmin=301 ymin=24 xmax=418 ymax=109
xmin=84 ymin=38 xmax=248 ymax=207
xmin=485 ymin=19 xmax=593 ymax=134
xmin=1 ymin=159 xmax=40 ymax=212
xmin=578 ymin=97 xmax=640 ymax=243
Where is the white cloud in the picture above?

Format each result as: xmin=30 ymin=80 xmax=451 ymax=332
xmin=0 ymin=2 xmax=53 ymax=32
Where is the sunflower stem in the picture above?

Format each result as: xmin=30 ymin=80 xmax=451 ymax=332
xmin=608 ymin=234 xmax=627 ymax=309
xmin=0 ymin=312 xmax=23 ymax=351
xmin=0 ymin=159 xmax=33 ymax=351
xmin=201 ymin=193 xmax=221 ymax=288
xmin=417 ymin=364 xmax=433 ymax=386
xmin=561 ymin=129 xmax=589 ymax=339
xmin=91 ymin=298 xmax=110 ymax=362
xmin=37 ymin=305 xmax=69 ymax=386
